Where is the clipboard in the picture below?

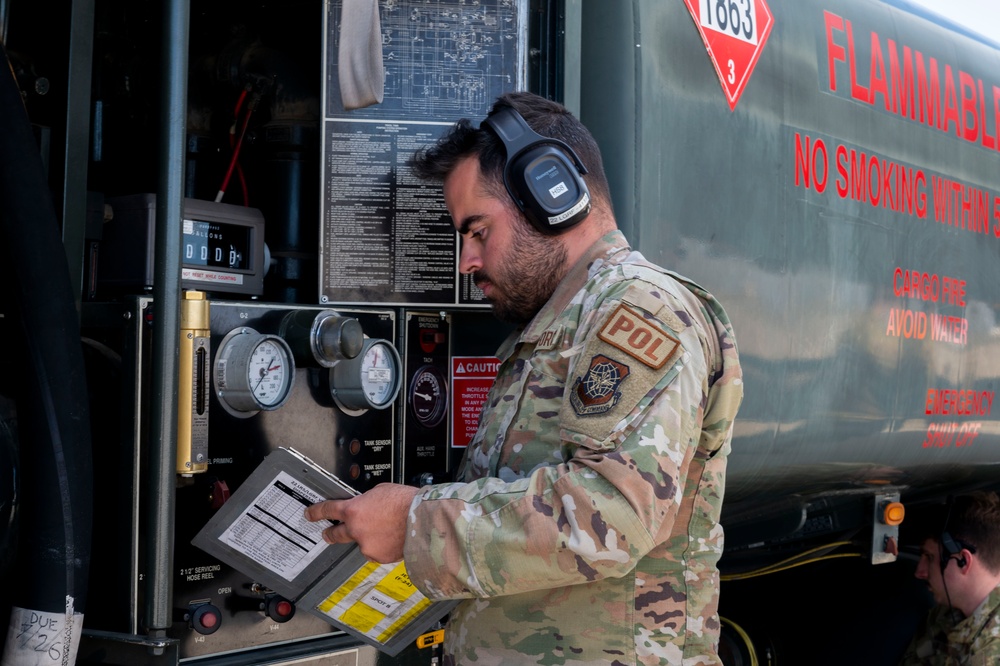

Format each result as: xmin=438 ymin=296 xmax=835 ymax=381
xmin=193 ymin=447 xmax=456 ymax=656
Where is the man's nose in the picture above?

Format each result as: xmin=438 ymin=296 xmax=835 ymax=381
xmin=459 ymin=243 xmax=480 ymax=275
xmin=915 ymin=561 xmax=928 ymax=580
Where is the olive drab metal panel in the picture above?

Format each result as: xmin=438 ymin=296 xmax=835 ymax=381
xmin=579 ymin=0 xmax=1000 ymax=505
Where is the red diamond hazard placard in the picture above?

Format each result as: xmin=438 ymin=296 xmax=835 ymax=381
xmin=683 ymin=0 xmax=775 ymax=111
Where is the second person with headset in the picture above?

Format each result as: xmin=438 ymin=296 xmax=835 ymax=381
xmin=899 ymin=491 xmax=1000 ymax=664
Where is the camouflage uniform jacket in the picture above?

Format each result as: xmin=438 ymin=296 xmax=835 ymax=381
xmin=898 ymin=585 xmax=1000 ymax=665
xmin=404 ymin=231 xmax=743 ymax=665
xmin=946 ymin=583 xmax=1000 ymax=665
xmin=897 ymin=605 xmax=959 ymax=666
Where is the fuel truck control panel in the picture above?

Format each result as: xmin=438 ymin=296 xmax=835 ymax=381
xmin=83 ymin=298 xmax=428 ymax=661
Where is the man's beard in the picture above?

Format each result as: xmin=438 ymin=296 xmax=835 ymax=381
xmin=475 ymin=221 xmax=567 ymax=325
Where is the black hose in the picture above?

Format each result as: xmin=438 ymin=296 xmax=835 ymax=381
xmin=0 ymin=39 xmax=93 ymax=660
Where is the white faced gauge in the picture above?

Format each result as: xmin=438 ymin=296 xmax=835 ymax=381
xmin=330 ymin=338 xmax=402 ymax=415
xmin=409 ymin=365 xmax=447 ymax=428
xmin=214 ymin=327 xmax=296 ymax=418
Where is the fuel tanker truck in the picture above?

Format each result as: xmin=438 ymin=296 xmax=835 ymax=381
xmin=1 ymin=0 xmax=998 ymax=664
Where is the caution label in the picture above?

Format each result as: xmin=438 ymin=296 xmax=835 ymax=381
xmin=451 ymin=356 xmax=500 ymax=447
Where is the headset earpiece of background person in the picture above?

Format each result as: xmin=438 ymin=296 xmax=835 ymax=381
xmin=939 ymin=497 xmax=976 ymax=572
xmin=481 ymin=105 xmax=592 ymax=234
xmin=941 ymin=530 xmax=975 ymax=571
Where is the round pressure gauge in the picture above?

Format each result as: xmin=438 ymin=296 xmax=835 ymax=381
xmin=214 ymin=327 xmax=296 ymax=418
xmin=330 ymin=338 xmax=402 ymax=415
xmin=408 ymin=365 xmax=447 ymax=428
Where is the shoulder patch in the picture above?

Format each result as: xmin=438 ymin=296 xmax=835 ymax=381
xmin=598 ymin=304 xmax=680 ymax=369
xmin=570 ymin=354 xmax=630 ymax=416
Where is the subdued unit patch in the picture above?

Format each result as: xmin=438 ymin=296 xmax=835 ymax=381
xmin=570 ymin=354 xmax=631 ymax=416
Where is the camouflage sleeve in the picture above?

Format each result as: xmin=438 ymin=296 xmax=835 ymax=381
xmin=969 ymin=647 xmax=1000 ymax=666
xmin=403 ymin=279 xmax=741 ymax=600
xmin=965 ymin=631 xmax=1000 ymax=666
xmin=947 ymin=587 xmax=1000 ymax=665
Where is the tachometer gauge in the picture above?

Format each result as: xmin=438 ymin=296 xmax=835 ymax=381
xmin=330 ymin=338 xmax=402 ymax=415
xmin=214 ymin=327 xmax=296 ymax=418
xmin=409 ymin=365 xmax=447 ymax=428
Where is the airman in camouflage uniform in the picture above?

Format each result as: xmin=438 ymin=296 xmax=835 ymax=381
xmin=898 ymin=492 xmax=1000 ymax=666
xmin=899 ymin=580 xmax=1000 ymax=665
xmin=305 ymin=91 xmax=742 ymax=665
xmin=405 ymin=229 xmax=742 ymax=665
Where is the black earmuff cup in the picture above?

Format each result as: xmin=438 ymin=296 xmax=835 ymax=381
xmin=508 ymin=147 xmax=591 ymax=233
xmin=482 ymin=106 xmax=592 ymax=234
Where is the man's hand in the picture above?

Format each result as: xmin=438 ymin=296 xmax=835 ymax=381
xmin=304 ymin=483 xmax=419 ymax=564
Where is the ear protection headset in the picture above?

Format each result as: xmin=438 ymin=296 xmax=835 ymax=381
xmin=941 ymin=531 xmax=968 ymax=570
xmin=481 ymin=106 xmax=591 ymax=234
xmin=940 ymin=498 xmax=976 ymax=571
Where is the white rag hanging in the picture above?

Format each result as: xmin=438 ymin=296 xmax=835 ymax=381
xmin=339 ymin=0 xmax=385 ymax=110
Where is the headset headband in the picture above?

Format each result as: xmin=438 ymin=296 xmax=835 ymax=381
xmin=483 ymin=107 xmax=588 ymax=176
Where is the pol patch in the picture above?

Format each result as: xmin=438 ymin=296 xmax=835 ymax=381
xmin=570 ymin=354 xmax=630 ymax=416
xmin=598 ymin=304 xmax=680 ymax=369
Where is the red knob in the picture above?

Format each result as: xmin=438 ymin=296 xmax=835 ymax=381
xmin=265 ymin=595 xmax=296 ymax=623
xmin=191 ymin=603 xmax=222 ymax=635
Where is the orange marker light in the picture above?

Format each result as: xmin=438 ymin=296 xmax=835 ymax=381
xmin=882 ymin=502 xmax=905 ymax=526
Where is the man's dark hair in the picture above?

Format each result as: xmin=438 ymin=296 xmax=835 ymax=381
xmin=903 ymin=491 xmax=1000 ymax=572
xmin=947 ymin=491 xmax=1000 ymax=572
xmin=409 ymin=91 xmax=612 ymax=210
